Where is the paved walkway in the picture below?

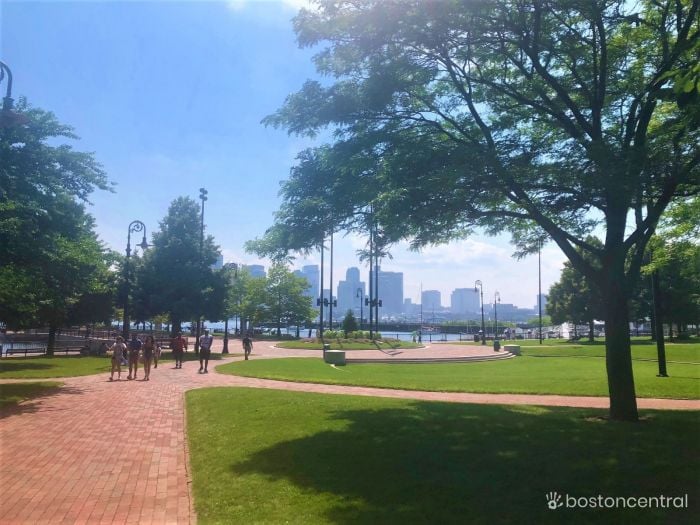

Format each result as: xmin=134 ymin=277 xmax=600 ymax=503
xmin=1 ymin=340 xmax=698 ymax=524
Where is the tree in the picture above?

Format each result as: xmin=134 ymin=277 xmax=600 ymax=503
xmin=548 ymin=263 xmax=604 ymax=341
xmin=252 ymin=0 xmax=699 ymax=421
xmin=342 ymin=310 xmax=359 ymax=336
xmin=0 ymin=98 xmax=114 ymax=351
xmin=136 ymin=197 xmax=223 ymax=334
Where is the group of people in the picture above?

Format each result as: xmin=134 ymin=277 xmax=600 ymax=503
xmin=109 ymin=329 xmax=255 ymax=381
xmin=109 ymin=334 xmax=160 ymax=381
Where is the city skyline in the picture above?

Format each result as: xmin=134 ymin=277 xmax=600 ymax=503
xmin=2 ymin=0 xmax=567 ymax=308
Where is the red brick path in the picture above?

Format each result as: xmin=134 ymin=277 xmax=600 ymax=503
xmin=1 ymin=340 xmax=698 ymax=524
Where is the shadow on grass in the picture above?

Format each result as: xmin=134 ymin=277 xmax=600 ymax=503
xmin=0 ymin=383 xmax=85 ymax=419
xmin=0 ymin=361 xmax=54 ymax=373
xmin=230 ymin=403 xmax=698 ymax=524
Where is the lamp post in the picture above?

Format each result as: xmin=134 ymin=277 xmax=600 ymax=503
xmin=0 ymin=61 xmax=29 ymax=128
xmin=222 ymin=262 xmax=238 ymax=354
xmin=194 ymin=188 xmax=208 ymax=353
xmin=122 ymin=221 xmax=149 ymax=339
xmin=494 ymin=291 xmax=501 ymax=349
xmin=356 ymin=287 xmax=364 ymax=329
xmin=475 ymin=280 xmax=485 ymax=345
xmin=538 ymin=238 xmax=543 ymax=344
xmin=329 ymin=232 xmax=334 ymax=330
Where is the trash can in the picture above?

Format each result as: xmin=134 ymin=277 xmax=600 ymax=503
xmin=493 ymin=339 xmax=501 ymax=351
xmin=323 ymin=343 xmax=331 ymax=352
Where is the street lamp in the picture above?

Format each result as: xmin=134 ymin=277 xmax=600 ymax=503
xmin=475 ymin=280 xmax=485 ymax=345
xmin=0 ymin=60 xmax=29 ymax=127
xmin=122 ymin=221 xmax=149 ymax=339
xmin=222 ymin=262 xmax=239 ymax=354
xmin=494 ymin=291 xmax=501 ymax=350
xmin=356 ymin=287 xmax=364 ymax=329
xmin=194 ymin=187 xmax=208 ymax=352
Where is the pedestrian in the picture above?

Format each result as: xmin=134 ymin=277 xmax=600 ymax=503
xmin=171 ymin=332 xmax=187 ymax=369
xmin=127 ymin=333 xmax=142 ymax=380
xmin=142 ymin=335 xmax=158 ymax=381
xmin=199 ymin=328 xmax=213 ymax=373
xmin=109 ymin=336 xmax=126 ymax=381
xmin=242 ymin=332 xmax=253 ymax=360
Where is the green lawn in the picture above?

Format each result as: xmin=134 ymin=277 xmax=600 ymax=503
xmin=0 ymin=356 xmax=111 ymax=379
xmin=277 ymin=338 xmax=422 ymax=350
xmin=187 ymin=387 xmax=699 ymax=524
xmin=218 ymin=343 xmax=700 ymax=399
xmin=0 ymin=381 xmax=62 ymax=408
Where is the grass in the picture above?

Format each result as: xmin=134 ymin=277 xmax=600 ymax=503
xmin=277 ymin=338 xmax=423 ymax=350
xmin=187 ymin=387 xmax=699 ymax=524
xmin=218 ymin=342 xmax=700 ymax=399
xmin=0 ymin=355 xmax=112 ymax=379
xmin=0 ymin=381 xmax=62 ymax=408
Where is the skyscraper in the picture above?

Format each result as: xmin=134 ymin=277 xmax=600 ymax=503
xmin=243 ymin=264 xmax=266 ymax=278
xmin=377 ymin=266 xmax=404 ymax=315
xmin=421 ymin=290 xmax=441 ymax=311
xmin=450 ymin=288 xmax=480 ymax=315
xmin=300 ymin=265 xmax=320 ymax=307
xmin=336 ymin=267 xmax=365 ymax=319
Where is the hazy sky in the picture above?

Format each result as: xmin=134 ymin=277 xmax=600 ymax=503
xmin=2 ymin=0 xmax=567 ymax=308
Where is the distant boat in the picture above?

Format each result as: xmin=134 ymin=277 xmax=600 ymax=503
xmin=420 ymin=326 xmax=439 ymax=333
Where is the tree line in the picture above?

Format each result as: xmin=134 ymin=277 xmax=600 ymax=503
xmin=0 ymin=101 xmax=313 ymax=350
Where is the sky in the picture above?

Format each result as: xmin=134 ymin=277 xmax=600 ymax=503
xmin=2 ymin=0 xmax=567 ymax=309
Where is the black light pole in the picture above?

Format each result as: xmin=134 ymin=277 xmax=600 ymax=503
xmin=318 ymin=237 xmax=325 ymax=340
xmin=194 ymin=188 xmax=208 ymax=353
xmin=329 ymin=232 xmax=334 ymax=329
xmin=1 ymin=60 xmax=14 ymax=113
xmin=356 ymin=288 xmax=363 ymax=329
xmin=222 ymin=263 xmax=238 ymax=354
xmin=122 ymin=221 xmax=149 ymax=339
xmin=538 ymin=238 xmax=543 ymax=344
xmin=475 ymin=280 xmax=485 ymax=345
xmin=494 ymin=291 xmax=501 ymax=348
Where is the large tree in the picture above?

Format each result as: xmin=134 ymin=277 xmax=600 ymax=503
xmin=252 ymin=0 xmax=699 ymax=420
xmin=136 ymin=197 xmax=223 ymax=334
xmin=0 ymin=98 xmax=114 ymax=351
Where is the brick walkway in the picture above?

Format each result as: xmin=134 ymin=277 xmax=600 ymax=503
xmin=1 ymin=340 xmax=698 ymax=524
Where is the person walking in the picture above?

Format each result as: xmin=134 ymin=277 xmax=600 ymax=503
xmin=198 ymin=328 xmax=214 ymax=374
xmin=142 ymin=335 xmax=158 ymax=381
xmin=171 ymin=332 xmax=187 ymax=369
xmin=109 ymin=336 xmax=126 ymax=381
xmin=242 ymin=332 xmax=253 ymax=360
xmin=127 ymin=333 xmax=142 ymax=380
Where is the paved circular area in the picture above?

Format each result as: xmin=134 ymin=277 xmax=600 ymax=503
xmin=1 ymin=340 xmax=698 ymax=524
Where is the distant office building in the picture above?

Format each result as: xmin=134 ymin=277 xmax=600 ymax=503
xmin=337 ymin=267 xmax=365 ymax=319
xmin=377 ymin=266 xmax=403 ymax=315
xmin=299 ymin=265 xmax=320 ymax=309
xmin=211 ymin=254 xmax=224 ymax=270
xmin=451 ymin=288 xmax=480 ymax=315
xmin=244 ymin=264 xmax=266 ymax=278
xmin=422 ymin=290 xmax=441 ymax=311
xmin=535 ymin=294 xmax=548 ymax=313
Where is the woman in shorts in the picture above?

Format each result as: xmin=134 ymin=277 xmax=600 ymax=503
xmin=142 ymin=335 xmax=158 ymax=381
xmin=109 ymin=336 xmax=126 ymax=381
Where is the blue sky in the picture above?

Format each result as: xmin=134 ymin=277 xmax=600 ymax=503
xmin=2 ymin=0 xmax=566 ymax=309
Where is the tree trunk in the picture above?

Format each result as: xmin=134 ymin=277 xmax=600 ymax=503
xmin=588 ymin=319 xmax=595 ymax=342
xmin=602 ymin=276 xmax=639 ymax=422
xmin=171 ymin=315 xmax=182 ymax=337
xmin=47 ymin=325 xmax=57 ymax=356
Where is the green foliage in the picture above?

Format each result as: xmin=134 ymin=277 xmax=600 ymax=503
xmin=341 ymin=309 xmax=358 ymax=335
xmin=238 ymin=263 xmax=314 ymax=329
xmin=253 ymin=0 xmax=700 ymax=420
xmin=0 ymin=98 xmax=114 ymax=330
xmin=134 ymin=197 xmax=224 ymax=331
